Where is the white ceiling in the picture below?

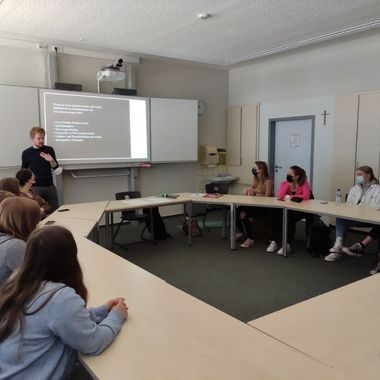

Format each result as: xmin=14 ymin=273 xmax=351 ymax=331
xmin=1 ymin=0 xmax=380 ymax=66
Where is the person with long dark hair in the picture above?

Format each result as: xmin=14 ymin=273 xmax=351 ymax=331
xmin=0 ymin=226 xmax=128 ymax=379
xmin=326 ymin=166 xmax=380 ymax=262
xmin=0 ymin=197 xmax=40 ymax=286
xmin=267 ymin=165 xmax=311 ymax=254
xmin=236 ymin=161 xmax=273 ymax=248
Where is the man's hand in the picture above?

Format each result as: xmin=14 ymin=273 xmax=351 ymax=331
xmin=40 ymin=152 xmax=57 ymax=168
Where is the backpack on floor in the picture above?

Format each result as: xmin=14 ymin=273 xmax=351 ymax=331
xmin=144 ymin=207 xmax=172 ymax=240
xmin=182 ymin=216 xmax=202 ymax=237
xmin=306 ymin=218 xmax=331 ymax=257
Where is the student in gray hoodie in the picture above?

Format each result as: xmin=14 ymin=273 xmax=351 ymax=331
xmin=0 ymin=196 xmax=41 ymax=286
xmin=0 ymin=225 xmax=128 ymax=380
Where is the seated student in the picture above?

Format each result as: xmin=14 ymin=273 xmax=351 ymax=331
xmin=0 ymin=177 xmax=21 ymax=195
xmin=267 ymin=165 xmax=311 ymax=254
xmin=16 ymin=168 xmax=51 ymax=218
xmin=341 ymin=226 xmax=380 ymax=275
xmin=0 ymin=190 xmax=16 ymax=203
xmin=236 ymin=161 xmax=273 ymax=248
xmin=325 ymin=166 xmax=380 ymax=262
xmin=0 ymin=197 xmax=41 ymax=286
xmin=0 ymin=226 xmax=128 ymax=379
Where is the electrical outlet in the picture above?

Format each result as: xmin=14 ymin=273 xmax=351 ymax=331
xmin=51 ymin=46 xmax=64 ymax=53
xmin=37 ymin=43 xmax=49 ymax=50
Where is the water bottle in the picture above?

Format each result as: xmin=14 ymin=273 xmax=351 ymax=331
xmin=335 ymin=188 xmax=342 ymax=205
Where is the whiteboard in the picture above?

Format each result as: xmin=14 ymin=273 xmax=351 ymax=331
xmin=0 ymin=85 xmax=39 ymax=168
xmin=150 ymin=98 xmax=198 ymax=162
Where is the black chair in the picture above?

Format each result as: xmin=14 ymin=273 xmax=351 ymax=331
xmin=203 ymin=182 xmax=230 ymax=233
xmin=113 ymin=191 xmax=153 ymax=246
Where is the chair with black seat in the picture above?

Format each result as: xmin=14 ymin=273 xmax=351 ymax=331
xmin=113 ymin=191 xmax=153 ymax=247
xmin=202 ymin=182 xmax=230 ymax=234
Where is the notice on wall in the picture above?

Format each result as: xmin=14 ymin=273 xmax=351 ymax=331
xmin=289 ymin=134 xmax=300 ymax=148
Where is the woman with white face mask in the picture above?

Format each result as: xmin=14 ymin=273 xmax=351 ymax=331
xmin=325 ymin=166 xmax=380 ymax=262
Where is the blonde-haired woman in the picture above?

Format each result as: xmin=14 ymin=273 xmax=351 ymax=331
xmin=236 ymin=161 xmax=273 ymax=248
xmin=0 ymin=177 xmax=20 ymax=196
xmin=0 ymin=197 xmax=41 ymax=285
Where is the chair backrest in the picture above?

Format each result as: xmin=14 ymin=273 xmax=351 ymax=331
xmin=115 ymin=191 xmax=142 ymax=200
xmin=205 ymin=182 xmax=229 ymax=194
xmin=115 ymin=191 xmax=142 ymax=218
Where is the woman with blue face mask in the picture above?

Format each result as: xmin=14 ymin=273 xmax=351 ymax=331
xmin=325 ymin=166 xmax=380 ymax=262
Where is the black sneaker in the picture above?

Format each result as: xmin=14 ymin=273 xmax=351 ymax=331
xmin=370 ymin=262 xmax=380 ymax=275
xmin=342 ymin=243 xmax=363 ymax=258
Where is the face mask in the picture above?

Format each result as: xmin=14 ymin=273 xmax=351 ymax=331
xmin=356 ymin=175 xmax=364 ymax=185
xmin=252 ymin=168 xmax=257 ymax=176
xmin=286 ymin=175 xmax=294 ymax=183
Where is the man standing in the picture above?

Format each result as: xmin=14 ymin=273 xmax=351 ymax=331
xmin=21 ymin=127 xmax=61 ymax=211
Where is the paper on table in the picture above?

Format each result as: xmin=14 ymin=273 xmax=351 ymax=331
xmin=144 ymin=197 xmax=178 ymax=204
xmin=121 ymin=199 xmax=151 ymax=206
xmin=192 ymin=193 xmax=206 ymax=197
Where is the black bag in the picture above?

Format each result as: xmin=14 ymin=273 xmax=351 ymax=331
xmin=143 ymin=207 xmax=172 ymax=240
xmin=306 ymin=218 xmax=331 ymax=257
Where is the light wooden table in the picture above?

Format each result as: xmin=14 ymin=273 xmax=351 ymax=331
xmin=55 ymin=201 xmax=110 ymax=221
xmin=183 ymin=193 xmax=287 ymax=251
xmin=41 ymin=214 xmax=98 ymax=239
xmin=284 ymin=199 xmax=380 ymax=223
xmin=248 ymin=274 xmax=380 ymax=380
xmin=77 ymin=236 xmax=345 ymax=380
xmin=104 ymin=195 xmax=192 ymax=249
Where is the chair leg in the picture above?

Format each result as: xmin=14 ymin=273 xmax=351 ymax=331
xmin=113 ymin=220 xmax=124 ymax=241
xmin=203 ymin=207 xmax=211 ymax=232
xmin=222 ymin=208 xmax=228 ymax=239
xmin=141 ymin=224 xmax=157 ymax=245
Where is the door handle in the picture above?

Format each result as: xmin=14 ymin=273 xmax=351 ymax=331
xmin=275 ymin=165 xmax=282 ymax=169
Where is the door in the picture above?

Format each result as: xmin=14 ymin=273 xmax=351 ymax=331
xmin=269 ymin=117 xmax=314 ymax=194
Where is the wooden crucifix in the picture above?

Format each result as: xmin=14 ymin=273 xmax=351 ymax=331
xmin=321 ymin=110 xmax=330 ymax=126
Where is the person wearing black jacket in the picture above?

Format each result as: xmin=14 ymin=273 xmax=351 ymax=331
xmin=21 ymin=127 xmax=61 ymax=211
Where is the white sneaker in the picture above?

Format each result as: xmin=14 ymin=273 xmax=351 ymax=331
xmin=277 ymin=244 xmax=292 ymax=255
xmin=329 ymin=245 xmax=342 ymax=253
xmin=240 ymin=238 xmax=255 ymax=248
xmin=266 ymin=241 xmax=278 ymax=253
xmin=325 ymin=252 xmax=343 ymax=262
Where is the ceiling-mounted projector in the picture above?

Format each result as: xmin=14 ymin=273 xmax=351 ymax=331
xmin=97 ymin=58 xmax=126 ymax=92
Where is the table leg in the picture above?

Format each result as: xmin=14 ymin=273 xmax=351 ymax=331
xmin=95 ymin=222 xmax=100 ymax=244
xmin=222 ymin=208 xmax=227 ymax=239
xmin=230 ymin=204 xmax=236 ymax=250
xmin=110 ymin=212 xmax=114 ymax=249
xmin=150 ymin=208 xmax=155 ymax=240
xmin=281 ymin=207 xmax=288 ymax=257
xmin=105 ymin=212 xmax=110 ymax=249
xmin=187 ymin=202 xmax=192 ymax=247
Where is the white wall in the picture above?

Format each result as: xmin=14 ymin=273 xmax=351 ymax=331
xmin=0 ymin=45 xmax=47 ymax=87
xmin=229 ymin=30 xmax=380 ymax=105
xmin=0 ymin=43 xmax=228 ymax=211
xmin=228 ymin=30 xmax=380 ymax=200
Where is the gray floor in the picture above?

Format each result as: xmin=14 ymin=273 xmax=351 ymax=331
xmin=99 ymin=212 xmax=377 ymax=323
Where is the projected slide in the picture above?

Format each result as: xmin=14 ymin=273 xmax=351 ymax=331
xmin=40 ymin=90 xmax=149 ymax=164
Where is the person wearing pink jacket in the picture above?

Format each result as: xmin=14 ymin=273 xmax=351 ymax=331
xmin=267 ymin=166 xmax=311 ymax=255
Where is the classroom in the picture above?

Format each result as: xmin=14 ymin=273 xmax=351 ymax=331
xmin=0 ymin=1 xmax=380 ymax=379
